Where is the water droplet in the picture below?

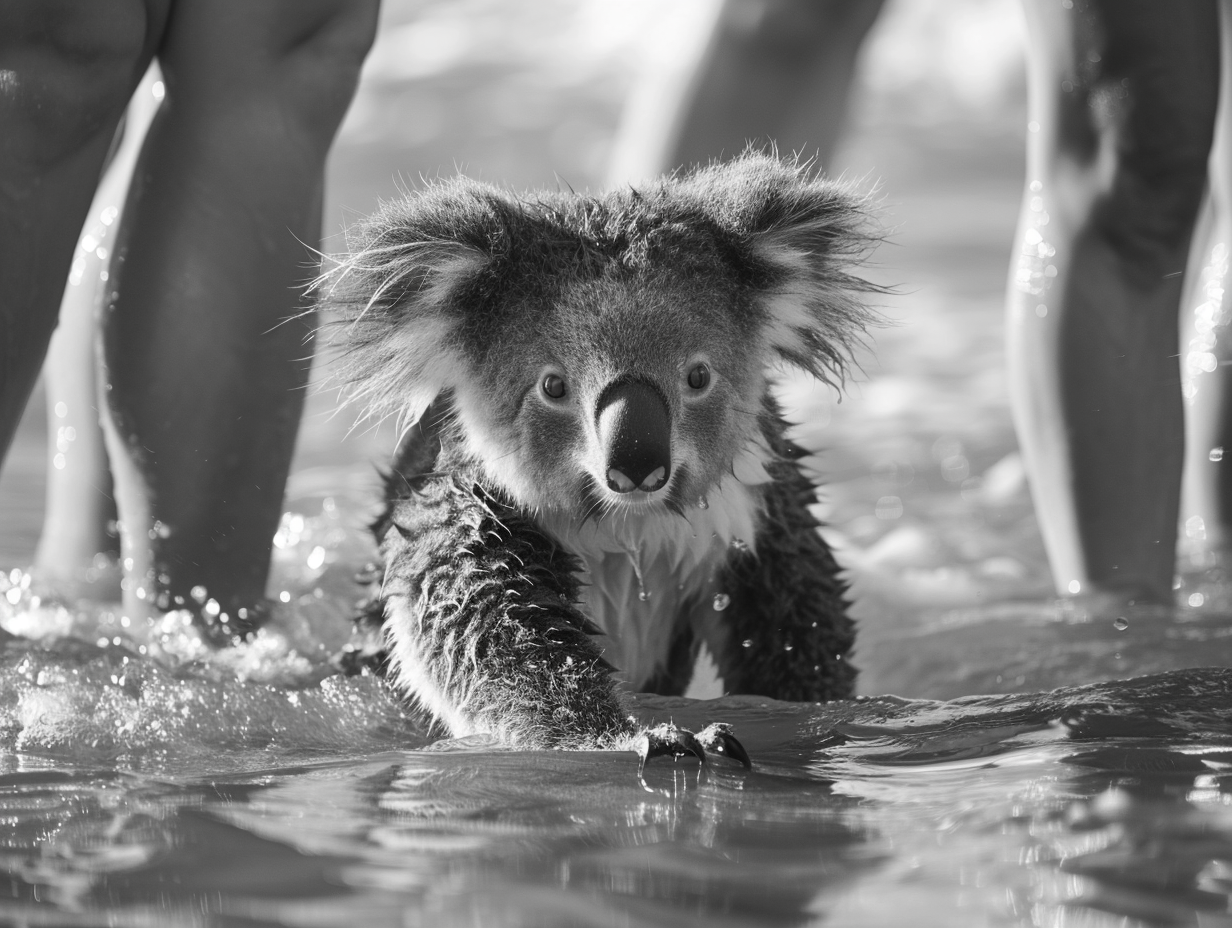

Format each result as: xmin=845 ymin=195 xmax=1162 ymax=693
xmin=279 ymin=591 xmax=291 ymax=603
xmin=1189 ymin=592 xmax=1206 ymax=608
xmin=874 ymin=496 xmax=903 ymax=520
xmin=1211 ymin=447 xmax=1225 ymax=462
xmin=740 ymin=638 xmax=752 ymax=648
xmin=626 ymin=550 xmax=648 ymax=602
xmin=730 ymin=538 xmax=748 ymax=553
xmin=784 ymin=643 xmax=794 ymax=652
xmin=1113 ymin=616 xmax=1129 ymax=631
xmin=1067 ymin=580 xmax=1081 ymax=594
xmin=190 ymin=585 xmax=208 ymax=603
xmin=713 ymin=593 xmax=731 ymax=611
xmin=697 ymin=496 xmax=709 ymax=510
xmin=306 ymin=546 xmax=326 ymax=570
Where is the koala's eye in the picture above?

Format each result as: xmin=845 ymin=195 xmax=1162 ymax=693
xmin=542 ymin=373 xmax=567 ymax=400
xmin=687 ymin=363 xmax=711 ymax=391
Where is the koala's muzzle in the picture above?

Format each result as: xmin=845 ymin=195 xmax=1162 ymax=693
xmin=596 ymin=379 xmax=671 ymax=494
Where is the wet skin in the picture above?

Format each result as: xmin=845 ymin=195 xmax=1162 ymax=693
xmin=0 ymin=1 xmax=378 ymax=620
xmin=1010 ymin=0 xmax=1221 ymax=603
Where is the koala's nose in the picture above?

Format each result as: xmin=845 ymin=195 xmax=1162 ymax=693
xmin=596 ymin=379 xmax=672 ymax=494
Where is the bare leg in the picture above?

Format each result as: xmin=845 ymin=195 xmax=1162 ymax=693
xmin=607 ymin=0 xmax=884 ymax=184
xmin=99 ymin=0 xmax=378 ymax=624
xmin=1179 ymin=0 xmax=1232 ymax=566
xmin=0 ymin=1 xmax=165 ymax=473
xmin=35 ymin=67 xmax=162 ymax=582
xmin=1009 ymin=0 xmax=1218 ymax=602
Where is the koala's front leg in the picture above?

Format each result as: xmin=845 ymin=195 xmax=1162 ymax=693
xmin=377 ymin=475 xmax=631 ymax=749
xmin=716 ymin=456 xmax=857 ymax=702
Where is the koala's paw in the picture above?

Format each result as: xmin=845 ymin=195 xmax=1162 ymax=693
xmin=634 ymin=721 xmax=751 ymax=776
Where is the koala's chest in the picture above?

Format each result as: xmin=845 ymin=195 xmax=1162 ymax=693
xmin=576 ymin=546 xmax=725 ymax=691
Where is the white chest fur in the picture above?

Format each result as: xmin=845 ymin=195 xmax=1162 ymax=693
xmin=542 ymin=469 xmax=765 ymax=689
xmin=577 ymin=544 xmax=722 ymax=687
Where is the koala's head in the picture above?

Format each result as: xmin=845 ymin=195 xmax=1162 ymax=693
xmin=319 ymin=153 xmax=877 ymax=521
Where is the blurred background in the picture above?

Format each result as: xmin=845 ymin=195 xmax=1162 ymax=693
xmin=1 ymin=0 xmax=1055 ymax=692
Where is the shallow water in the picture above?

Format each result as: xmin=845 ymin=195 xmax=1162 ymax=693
xmin=6 ymin=1 xmax=1232 ymax=925
xmin=3 ymin=499 xmax=1232 ymax=927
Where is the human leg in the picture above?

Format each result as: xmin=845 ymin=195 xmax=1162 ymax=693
xmin=607 ymin=0 xmax=884 ymax=184
xmin=1179 ymin=0 xmax=1232 ymax=566
xmin=99 ymin=0 xmax=378 ymax=624
xmin=1008 ymin=0 xmax=1218 ymax=602
xmin=35 ymin=67 xmax=163 ymax=583
xmin=0 ymin=1 xmax=166 ymax=473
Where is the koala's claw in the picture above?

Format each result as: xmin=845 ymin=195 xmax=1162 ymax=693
xmin=695 ymin=722 xmax=752 ymax=769
xmin=634 ymin=721 xmax=751 ymax=776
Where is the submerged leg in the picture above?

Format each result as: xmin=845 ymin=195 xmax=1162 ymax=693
xmin=712 ymin=427 xmax=855 ymax=702
xmin=0 ymin=1 xmax=164 ymax=492
xmin=1179 ymin=0 xmax=1232 ymax=567
xmin=35 ymin=68 xmax=163 ymax=584
xmin=1008 ymin=0 xmax=1218 ymax=602
xmin=99 ymin=1 xmax=378 ymax=624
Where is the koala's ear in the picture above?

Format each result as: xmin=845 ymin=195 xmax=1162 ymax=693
xmin=682 ymin=152 xmax=881 ymax=386
xmin=314 ymin=181 xmax=497 ymax=430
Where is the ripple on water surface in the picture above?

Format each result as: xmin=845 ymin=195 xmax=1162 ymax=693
xmin=5 ymin=552 xmax=1232 ymax=926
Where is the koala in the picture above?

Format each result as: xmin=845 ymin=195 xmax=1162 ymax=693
xmin=319 ymin=153 xmax=876 ymax=765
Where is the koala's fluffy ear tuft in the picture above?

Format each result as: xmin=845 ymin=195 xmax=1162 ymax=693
xmin=313 ymin=180 xmax=505 ymax=431
xmin=677 ymin=151 xmax=882 ymax=386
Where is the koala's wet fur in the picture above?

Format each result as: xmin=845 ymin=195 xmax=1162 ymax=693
xmin=320 ymin=154 xmax=877 ymax=749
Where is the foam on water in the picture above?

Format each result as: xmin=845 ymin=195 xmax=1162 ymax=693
xmin=0 ymin=501 xmax=430 ymax=773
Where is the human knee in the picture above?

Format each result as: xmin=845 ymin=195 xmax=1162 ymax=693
xmin=163 ymin=0 xmax=378 ymax=145
xmin=0 ymin=0 xmax=157 ymax=168
xmin=1061 ymin=0 xmax=1218 ymax=275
